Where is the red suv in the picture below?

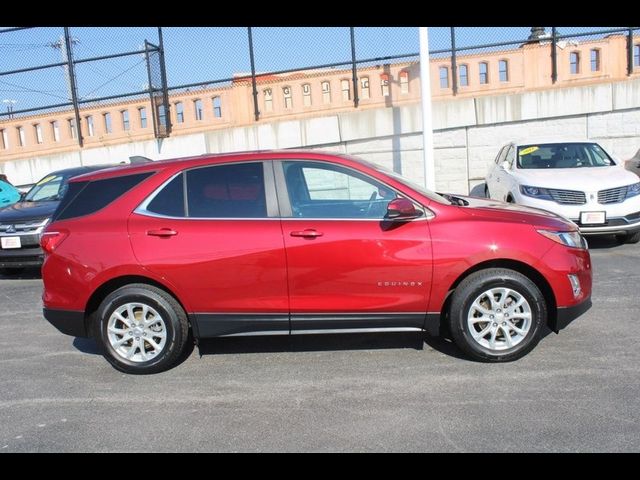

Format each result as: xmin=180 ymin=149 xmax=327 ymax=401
xmin=41 ymin=151 xmax=592 ymax=374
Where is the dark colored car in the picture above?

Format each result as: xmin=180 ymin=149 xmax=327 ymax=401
xmin=0 ymin=165 xmax=111 ymax=274
xmin=41 ymin=151 xmax=592 ymax=374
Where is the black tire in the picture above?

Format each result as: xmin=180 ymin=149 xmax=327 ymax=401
xmin=448 ymin=268 xmax=546 ymax=362
xmin=95 ymin=283 xmax=189 ymax=374
xmin=616 ymin=231 xmax=640 ymax=244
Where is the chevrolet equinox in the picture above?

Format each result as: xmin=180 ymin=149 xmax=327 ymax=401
xmin=41 ymin=151 xmax=592 ymax=374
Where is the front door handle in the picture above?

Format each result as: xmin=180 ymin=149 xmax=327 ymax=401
xmin=290 ymin=229 xmax=323 ymax=238
xmin=147 ymin=228 xmax=178 ymax=237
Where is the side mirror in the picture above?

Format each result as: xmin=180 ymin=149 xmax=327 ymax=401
xmin=385 ymin=198 xmax=422 ymax=220
xmin=19 ymin=192 xmax=26 ymax=201
xmin=500 ymin=160 xmax=511 ymax=170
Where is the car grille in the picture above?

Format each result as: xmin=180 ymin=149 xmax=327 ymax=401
xmin=548 ymin=188 xmax=586 ymax=205
xmin=598 ymin=186 xmax=627 ymax=204
xmin=0 ymin=218 xmax=49 ymax=234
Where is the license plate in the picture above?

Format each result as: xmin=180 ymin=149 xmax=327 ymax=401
xmin=1 ymin=236 xmax=21 ymax=249
xmin=580 ymin=211 xmax=606 ymax=225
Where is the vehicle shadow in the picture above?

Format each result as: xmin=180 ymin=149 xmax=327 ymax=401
xmin=0 ymin=267 xmax=41 ymax=280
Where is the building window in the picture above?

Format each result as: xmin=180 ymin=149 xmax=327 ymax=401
xmin=570 ymin=52 xmax=580 ymax=74
xmin=194 ymin=100 xmax=203 ymax=120
xmin=121 ymin=110 xmax=130 ymax=131
xmin=1 ymin=129 xmax=8 ymax=149
xmin=283 ymin=86 xmax=293 ymax=109
xmin=17 ymin=126 xmax=25 ymax=146
xmin=341 ymin=79 xmax=350 ymax=101
xmin=212 ymin=96 xmax=222 ymax=118
xmin=380 ymin=74 xmax=390 ymax=97
xmin=399 ymin=71 xmax=409 ymax=94
xmin=33 ymin=124 xmax=43 ymax=144
xmin=479 ymin=62 xmax=489 ymax=84
xmin=590 ymin=49 xmax=600 ymax=72
xmin=439 ymin=66 xmax=449 ymax=89
xmin=158 ymin=105 xmax=167 ymax=130
xmin=321 ymin=81 xmax=331 ymax=104
xmin=459 ymin=64 xmax=469 ymax=87
xmin=264 ymin=88 xmax=273 ymax=112
xmin=499 ymin=60 xmax=509 ymax=82
xmin=302 ymin=83 xmax=312 ymax=107
xmin=51 ymin=121 xmax=60 ymax=142
xmin=103 ymin=112 xmax=112 ymax=134
xmin=635 ymin=45 xmax=640 ymax=67
xmin=174 ymin=102 xmax=184 ymax=123
xmin=86 ymin=116 xmax=95 ymax=136
xmin=360 ymin=77 xmax=370 ymax=99
xmin=68 ymin=119 xmax=77 ymax=139
xmin=138 ymin=108 xmax=147 ymax=128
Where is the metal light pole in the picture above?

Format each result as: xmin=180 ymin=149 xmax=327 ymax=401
xmin=419 ymin=27 xmax=435 ymax=191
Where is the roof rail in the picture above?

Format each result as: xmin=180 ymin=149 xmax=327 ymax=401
xmin=129 ymin=156 xmax=154 ymax=164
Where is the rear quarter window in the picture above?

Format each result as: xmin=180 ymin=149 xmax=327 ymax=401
xmin=53 ymin=172 xmax=154 ymax=221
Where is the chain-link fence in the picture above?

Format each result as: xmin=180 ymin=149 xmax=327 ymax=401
xmin=1 ymin=26 xmax=638 ymax=149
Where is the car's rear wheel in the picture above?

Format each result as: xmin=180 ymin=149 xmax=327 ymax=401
xmin=616 ymin=231 xmax=640 ymax=244
xmin=448 ymin=268 xmax=546 ymax=362
xmin=96 ymin=284 xmax=189 ymax=374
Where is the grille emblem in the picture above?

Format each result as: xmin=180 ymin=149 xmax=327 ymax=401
xmin=5 ymin=225 xmax=16 ymax=234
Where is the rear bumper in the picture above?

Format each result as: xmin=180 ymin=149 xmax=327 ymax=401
xmin=551 ymin=297 xmax=592 ymax=333
xmin=43 ymin=308 xmax=87 ymax=337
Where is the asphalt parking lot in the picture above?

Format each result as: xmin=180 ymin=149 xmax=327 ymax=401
xmin=0 ymin=236 xmax=638 ymax=452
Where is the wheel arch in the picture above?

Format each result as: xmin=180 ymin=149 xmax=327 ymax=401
xmin=438 ymin=258 xmax=557 ymax=334
xmin=83 ymin=275 xmax=189 ymax=337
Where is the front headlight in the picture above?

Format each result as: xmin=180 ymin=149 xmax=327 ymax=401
xmin=625 ymin=182 xmax=640 ymax=199
xmin=537 ymin=229 xmax=588 ymax=250
xmin=520 ymin=185 xmax=553 ymax=201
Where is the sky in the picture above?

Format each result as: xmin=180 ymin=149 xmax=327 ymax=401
xmin=0 ymin=26 xmax=628 ymax=116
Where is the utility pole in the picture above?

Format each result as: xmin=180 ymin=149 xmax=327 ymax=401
xmin=419 ymin=27 xmax=435 ymax=191
xmin=49 ymin=34 xmax=79 ymax=101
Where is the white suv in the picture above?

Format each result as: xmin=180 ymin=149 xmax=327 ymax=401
xmin=485 ymin=140 xmax=640 ymax=243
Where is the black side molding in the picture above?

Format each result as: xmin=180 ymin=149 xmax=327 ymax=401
xmin=43 ymin=308 xmax=87 ymax=337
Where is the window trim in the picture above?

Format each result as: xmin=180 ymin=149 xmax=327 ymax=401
xmin=135 ymin=161 xmax=279 ymax=220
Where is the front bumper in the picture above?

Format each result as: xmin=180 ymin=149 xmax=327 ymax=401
xmin=43 ymin=308 xmax=88 ymax=337
xmin=551 ymin=297 xmax=592 ymax=333
xmin=0 ymin=246 xmax=44 ymax=268
xmin=516 ymin=193 xmax=640 ymax=235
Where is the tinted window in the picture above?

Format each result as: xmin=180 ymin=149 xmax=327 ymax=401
xmin=283 ymin=161 xmax=398 ymax=219
xmin=147 ymin=173 xmax=185 ymax=217
xmin=55 ymin=172 xmax=153 ymax=221
xmin=186 ymin=163 xmax=266 ymax=218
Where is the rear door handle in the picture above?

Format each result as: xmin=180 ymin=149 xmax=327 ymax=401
xmin=290 ymin=229 xmax=323 ymax=238
xmin=147 ymin=228 xmax=178 ymax=237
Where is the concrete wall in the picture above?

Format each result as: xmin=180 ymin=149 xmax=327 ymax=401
xmin=2 ymin=77 xmax=640 ymax=194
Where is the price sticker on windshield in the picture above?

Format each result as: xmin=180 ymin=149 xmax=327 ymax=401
xmin=519 ymin=146 xmax=540 ymax=156
xmin=580 ymin=211 xmax=606 ymax=225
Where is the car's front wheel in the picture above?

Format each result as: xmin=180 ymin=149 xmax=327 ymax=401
xmin=448 ymin=268 xmax=546 ymax=362
xmin=96 ymin=284 xmax=190 ymax=374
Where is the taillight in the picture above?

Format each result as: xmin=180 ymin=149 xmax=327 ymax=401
xmin=40 ymin=229 xmax=69 ymax=254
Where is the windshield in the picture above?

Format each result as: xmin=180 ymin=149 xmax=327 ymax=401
xmin=359 ymin=159 xmax=450 ymax=205
xmin=517 ymin=143 xmax=615 ymax=169
xmin=24 ymin=174 xmax=69 ymax=202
